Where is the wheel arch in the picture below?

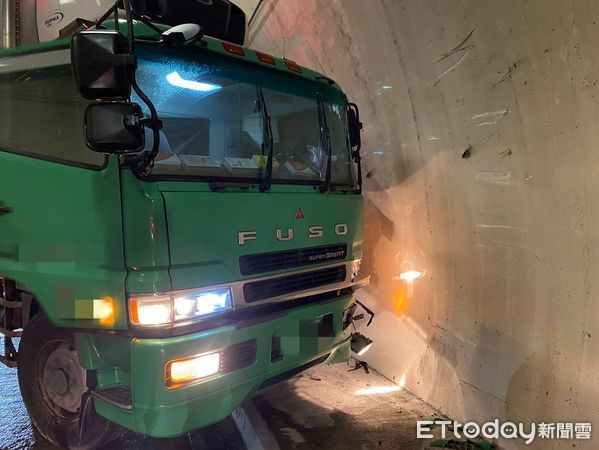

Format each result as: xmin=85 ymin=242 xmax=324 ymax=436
xmin=1 ymin=276 xmax=45 ymax=328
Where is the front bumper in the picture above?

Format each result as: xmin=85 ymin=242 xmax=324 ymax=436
xmin=92 ymin=293 xmax=354 ymax=438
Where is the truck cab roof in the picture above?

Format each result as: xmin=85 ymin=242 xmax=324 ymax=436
xmin=0 ymin=19 xmax=342 ymax=93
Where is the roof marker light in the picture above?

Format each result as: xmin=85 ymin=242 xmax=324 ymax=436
xmin=256 ymin=51 xmax=275 ymax=65
xmin=166 ymin=72 xmax=221 ymax=92
xmin=284 ymin=59 xmax=302 ymax=73
xmin=222 ymin=42 xmax=245 ymax=56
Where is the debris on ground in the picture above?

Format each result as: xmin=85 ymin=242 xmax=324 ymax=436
xmin=348 ymin=359 xmax=370 ymax=373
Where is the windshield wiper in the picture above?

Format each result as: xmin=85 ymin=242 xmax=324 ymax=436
xmin=317 ymin=92 xmax=333 ymax=193
xmin=257 ymin=83 xmax=274 ymax=192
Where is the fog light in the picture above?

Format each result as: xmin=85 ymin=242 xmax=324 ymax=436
xmin=351 ymin=333 xmax=373 ymax=356
xmin=166 ymin=352 xmax=221 ymax=388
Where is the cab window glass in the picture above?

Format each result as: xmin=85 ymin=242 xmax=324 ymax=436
xmin=0 ymin=61 xmax=105 ymax=168
xmin=134 ymin=47 xmax=356 ymax=187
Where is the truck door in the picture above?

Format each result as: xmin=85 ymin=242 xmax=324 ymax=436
xmin=0 ymin=49 xmax=127 ymax=328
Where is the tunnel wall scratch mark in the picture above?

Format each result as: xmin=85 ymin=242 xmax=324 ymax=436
xmin=474 ymin=170 xmax=512 ymax=185
xmin=460 ymin=379 xmax=507 ymax=405
xmin=434 ymin=323 xmax=466 ymax=344
xmin=435 ymin=29 xmax=476 ymax=62
xmin=472 ymin=108 xmax=511 ymax=126
xmin=435 ymin=48 xmax=472 ymax=83
xmin=433 ymin=29 xmax=476 ymax=84
xmin=477 ymin=224 xmax=526 ymax=232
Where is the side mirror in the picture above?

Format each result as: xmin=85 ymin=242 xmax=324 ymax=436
xmin=348 ymin=103 xmax=363 ymax=150
xmin=85 ymin=102 xmax=145 ymax=154
xmin=71 ymin=30 xmax=136 ymax=100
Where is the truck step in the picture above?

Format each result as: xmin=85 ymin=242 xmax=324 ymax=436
xmin=91 ymin=385 xmax=133 ymax=411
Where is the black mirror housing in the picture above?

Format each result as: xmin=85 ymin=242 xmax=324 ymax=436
xmin=85 ymin=102 xmax=145 ymax=154
xmin=71 ymin=30 xmax=135 ymax=100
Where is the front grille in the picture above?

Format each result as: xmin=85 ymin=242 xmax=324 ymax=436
xmin=221 ymin=340 xmax=257 ymax=373
xmin=239 ymin=244 xmax=347 ymax=275
xmin=243 ymin=266 xmax=347 ymax=303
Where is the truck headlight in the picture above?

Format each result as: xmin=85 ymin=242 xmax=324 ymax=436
xmin=129 ymin=287 xmax=232 ymax=326
xmin=173 ymin=289 xmax=231 ymax=321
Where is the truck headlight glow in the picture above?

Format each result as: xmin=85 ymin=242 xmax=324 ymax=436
xmin=129 ymin=288 xmax=232 ymax=326
xmin=166 ymin=352 xmax=221 ymax=388
xmin=173 ymin=289 xmax=232 ymax=321
xmin=130 ymin=295 xmax=172 ymax=325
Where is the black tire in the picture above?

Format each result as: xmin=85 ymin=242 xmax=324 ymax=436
xmin=18 ymin=313 xmax=122 ymax=449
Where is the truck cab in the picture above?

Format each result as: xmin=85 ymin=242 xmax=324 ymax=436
xmin=0 ymin=4 xmax=367 ymax=448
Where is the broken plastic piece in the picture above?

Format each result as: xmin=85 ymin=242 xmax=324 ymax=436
xmin=355 ymin=300 xmax=375 ymax=326
xmin=348 ymin=359 xmax=370 ymax=374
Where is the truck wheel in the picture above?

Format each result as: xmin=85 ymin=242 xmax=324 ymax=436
xmin=17 ymin=313 xmax=121 ymax=449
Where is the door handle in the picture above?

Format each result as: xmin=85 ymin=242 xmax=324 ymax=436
xmin=0 ymin=204 xmax=12 ymax=215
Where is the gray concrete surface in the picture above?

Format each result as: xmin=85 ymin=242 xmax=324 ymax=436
xmin=233 ymin=1 xmax=599 ymax=448
xmin=243 ymin=363 xmax=444 ymax=450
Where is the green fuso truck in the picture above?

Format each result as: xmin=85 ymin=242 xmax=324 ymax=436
xmin=0 ymin=3 xmax=367 ymax=448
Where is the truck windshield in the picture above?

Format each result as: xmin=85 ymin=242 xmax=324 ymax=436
xmin=133 ymin=47 xmax=356 ymax=187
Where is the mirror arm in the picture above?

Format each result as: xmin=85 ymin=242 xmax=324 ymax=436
xmin=122 ymin=0 xmax=135 ymax=53
xmin=348 ymin=101 xmax=364 ymax=193
xmin=139 ymin=117 xmax=163 ymax=130
xmin=92 ymin=2 xmax=120 ymax=30
xmin=132 ymin=12 xmax=164 ymax=35
xmin=124 ymin=78 xmax=162 ymax=177
xmin=120 ymin=0 xmax=163 ymax=176
xmin=355 ymin=148 xmax=363 ymax=194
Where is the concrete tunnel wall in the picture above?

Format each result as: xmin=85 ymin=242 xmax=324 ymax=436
xmin=236 ymin=1 xmax=599 ymax=448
